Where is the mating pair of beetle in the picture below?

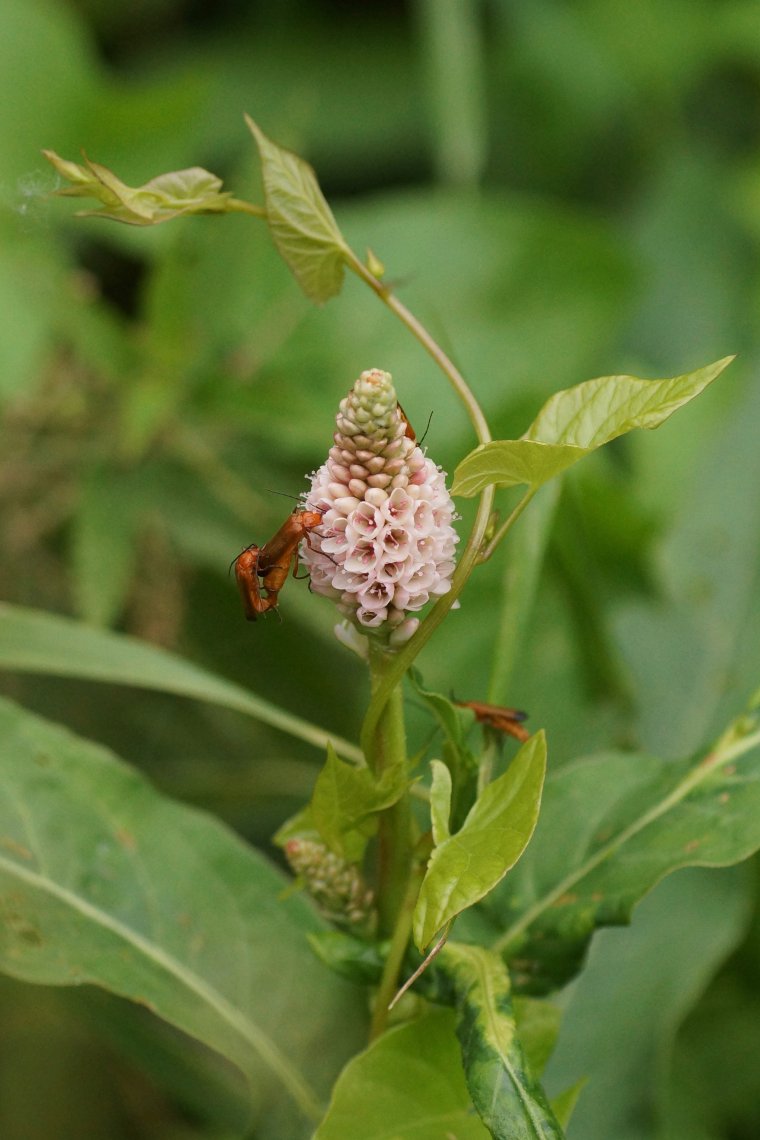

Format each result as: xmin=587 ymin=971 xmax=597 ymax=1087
xmin=233 ymin=508 xmax=323 ymax=621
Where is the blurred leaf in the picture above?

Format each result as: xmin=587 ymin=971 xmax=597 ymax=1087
xmin=513 ymin=997 xmax=562 ymax=1081
xmin=246 ymin=115 xmax=349 ymax=303
xmin=70 ymin=469 xmax=140 ymax=627
xmin=433 ymin=942 xmax=564 ymax=1140
xmin=414 ymin=732 xmax=546 ymax=949
xmin=451 ymin=356 xmax=733 ymax=496
xmin=314 ymin=1007 xmax=490 ymax=1139
xmin=484 ymin=718 xmax=760 ymax=994
xmin=0 ymin=0 xmax=99 ymax=184
xmin=614 ymin=372 xmax=760 ymax=756
xmin=0 ymin=604 xmax=362 ymax=763
xmin=545 ymin=867 xmax=750 ymax=1140
xmin=0 ymin=696 xmax=365 ymax=1137
xmin=488 ymin=480 xmax=561 ymax=703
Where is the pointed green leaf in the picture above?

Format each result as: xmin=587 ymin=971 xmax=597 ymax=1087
xmin=451 ymin=356 xmax=733 ymax=497
xmin=310 ymin=744 xmax=406 ymax=861
xmin=527 ymin=356 xmax=733 ymax=446
xmin=429 ymin=760 xmax=453 ymax=846
xmin=314 ymin=1008 xmax=491 ymax=1139
xmin=0 ymin=697 xmax=365 ymax=1135
xmin=550 ymin=1080 xmax=586 ymax=1131
xmin=487 ymin=714 xmax=760 ymax=994
xmin=0 ymin=604 xmax=362 ymax=765
xmin=414 ymin=732 xmax=547 ymax=949
xmin=245 ymin=115 xmax=350 ymax=302
xmin=436 ymin=943 xmax=564 ymax=1140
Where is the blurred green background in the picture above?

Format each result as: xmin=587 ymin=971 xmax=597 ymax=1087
xmin=1 ymin=0 xmax=760 ymax=1137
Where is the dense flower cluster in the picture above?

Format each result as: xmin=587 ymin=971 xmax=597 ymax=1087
xmin=301 ymin=369 xmax=459 ymax=644
xmin=283 ymin=837 xmax=375 ymax=929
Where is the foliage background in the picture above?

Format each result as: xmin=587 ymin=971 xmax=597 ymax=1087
xmin=1 ymin=1 xmax=759 ymax=1137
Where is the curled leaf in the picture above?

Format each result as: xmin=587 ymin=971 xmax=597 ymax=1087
xmin=42 ymin=149 xmax=232 ymax=225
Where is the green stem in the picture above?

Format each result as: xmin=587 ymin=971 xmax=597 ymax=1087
xmin=226 ymin=198 xmax=267 ymax=218
xmin=479 ymin=487 xmax=537 ymax=564
xmin=360 ymin=482 xmax=494 ymax=759
xmin=367 ymin=643 xmax=413 ymax=938
xmin=344 ymin=250 xmax=491 ymax=446
xmin=369 ymin=859 xmax=426 ymax=1041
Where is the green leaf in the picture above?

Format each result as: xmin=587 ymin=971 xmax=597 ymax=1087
xmin=245 ymin=115 xmax=350 ymax=302
xmin=408 ymin=666 xmax=476 ymax=761
xmin=436 ymin=943 xmax=564 ymax=1139
xmin=485 ymin=715 xmax=760 ymax=994
xmin=614 ymin=376 xmax=760 ymax=757
xmin=0 ymin=604 xmax=362 ymax=765
xmin=429 ymin=760 xmax=453 ymax=845
xmin=310 ymin=744 xmax=406 ymax=861
xmin=314 ymin=1008 xmax=491 ymax=1139
xmin=546 ymin=867 xmax=749 ymax=1139
xmin=43 ymin=150 xmax=233 ymax=225
xmin=451 ymin=356 xmax=733 ymax=497
xmin=407 ymin=668 xmax=478 ymax=831
xmin=0 ymin=696 xmax=365 ymax=1136
xmin=307 ymin=931 xmax=386 ymax=987
xmin=414 ymin=732 xmax=547 ymax=949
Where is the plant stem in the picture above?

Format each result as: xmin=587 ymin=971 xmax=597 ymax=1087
xmin=369 ymin=860 xmax=425 ymax=1041
xmin=344 ymin=250 xmax=491 ymax=446
xmin=367 ymin=642 xmax=413 ymax=938
xmin=479 ymin=487 xmax=537 ymax=564
xmin=360 ymin=483 xmax=494 ymax=758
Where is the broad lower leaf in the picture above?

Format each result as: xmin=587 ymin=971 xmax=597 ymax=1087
xmin=451 ymin=356 xmax=733 ymax=497
xmin=483 ymin=714 xmax=760 ymax=994
xmin=0 ymin=604 xmax=362 ymax=764
xmin=310 ymin=744 xmax=406 ymax=861
xmin=314 ymin=1008 xmax=490 ymax=1139
xmin=414 ymin=732 xmax=547 ymax=949
xmin=614 ymin=375 xmax=760 ymax=757
xmin=545 ymin=866 xmax=748 ymax=1140
xmin=246 ymin=115 xmax=349 ymax=303
xmin=0 ymin=697 xmax=365 ymax=1137
xmin=433 ymin=943 xmax=565 ymax=1140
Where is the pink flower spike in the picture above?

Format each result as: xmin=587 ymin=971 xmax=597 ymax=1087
xmin=301 ymin=369 xmax=459 ymax=647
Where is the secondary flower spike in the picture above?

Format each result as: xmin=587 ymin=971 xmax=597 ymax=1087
xmin=302 ymin=369 xmax=459 ymax=644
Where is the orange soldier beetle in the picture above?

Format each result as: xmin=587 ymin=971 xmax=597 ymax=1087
xmin=454 ymin=699 xmax=531 ymax=743
xmin=234 ymin=508 xmax=324 ymax=621
xmin=397 ymin=402 xmax=433 ymax=448
xmin=397 ymin=401 xmax=416 ymax=441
